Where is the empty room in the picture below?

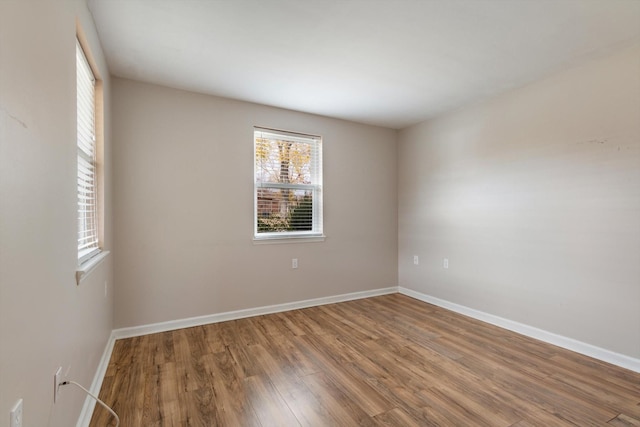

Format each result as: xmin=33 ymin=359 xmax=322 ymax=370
xmin=1 ymin=0 xmax=639 ymax=426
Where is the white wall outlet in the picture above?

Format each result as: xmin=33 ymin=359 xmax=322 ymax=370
xmin=54 ymin=366 xmax=62 ymax=403
xmin=292 ymin=258 xmax=298 ymax=269
xmin=104 ymin=280 xmax=108 ymax=297
xmin=413 ymin=255 xmax=419 ymax=265
xmin=10 ymin=399 xmax=23 ymax=427
xmin=443 ymin=258 xmax=449 ymax=269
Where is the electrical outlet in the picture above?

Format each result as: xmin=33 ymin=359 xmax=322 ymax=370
xmin=413 ymin=255 xmax=419 ymax=265
xmin=292 ymin=258 xmax=298 ymax=269
xmin=443 ymin=258 xmax=449 ymax=269
xmin=10 ymin=399 xmax=23 ymax=427
xmin=54 ymin=367 xmax=62 ymax=403
xmin=104 ymin=280 xmax=108 ymax=297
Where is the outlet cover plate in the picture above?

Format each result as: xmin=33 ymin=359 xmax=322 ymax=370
xmin=10 ymin=398 xmax=23 ymax=427
xmin=54 ymin=367 xmax=62 ymax=403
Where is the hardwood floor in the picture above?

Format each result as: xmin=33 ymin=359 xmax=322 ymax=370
xmin=90 ymin=294 xmax=640 ymax=426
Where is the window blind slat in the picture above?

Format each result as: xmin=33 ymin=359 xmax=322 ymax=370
xmin=77 ymin=40 xmax=99 ymax=263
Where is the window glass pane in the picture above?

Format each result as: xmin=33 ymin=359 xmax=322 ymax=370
xmin=255 ymin=138 xmax=312 ymax=184
xmin=257 ymin=188 xmax=313 ymax=232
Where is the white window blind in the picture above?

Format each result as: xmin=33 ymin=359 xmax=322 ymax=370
xmin=254 ymin=127 xmax=323 ymax=239
xmin=77 ymin=40 xmax=100 ymax=263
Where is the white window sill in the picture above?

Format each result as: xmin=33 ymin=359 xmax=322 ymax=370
xmin=253 ymin=235 xmax=325 ymax=245
xmin=76 ymin=251 xmax=110 ymax=285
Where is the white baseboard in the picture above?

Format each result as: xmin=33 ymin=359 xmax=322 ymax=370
xmin=76 ymin=332 xmax=117 ymax=427
xmin=112 ymin=286 xmax=399 ymax=339
xmin=398 ymin=286 xmax=640 ymax=373
xmin=79 ymin=284 xmax=638 ymax=426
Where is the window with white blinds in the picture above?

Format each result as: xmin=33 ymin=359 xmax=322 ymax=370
xmin=77 ymin=40 xmax=100 ymax=263
xmin=254 ymin=127 xmax=323 ymax=239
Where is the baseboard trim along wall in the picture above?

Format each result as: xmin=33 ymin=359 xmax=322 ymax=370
xmin=112 ymin=286 xmax=399 ymax=339
xmin=76 ymin=333 xmax=117 ymax=427
xmin=398 ymin=286 xmax=640 ymax=373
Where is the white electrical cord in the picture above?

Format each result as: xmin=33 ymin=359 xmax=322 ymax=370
xmin=60 ymin=380 xmax=120 ymax=427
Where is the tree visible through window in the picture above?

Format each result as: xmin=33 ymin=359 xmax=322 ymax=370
xmin=254 ymin=128 xmax=323 ymax=239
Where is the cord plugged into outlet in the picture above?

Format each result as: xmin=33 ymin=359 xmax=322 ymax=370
xmin=59 ymin=380 xmax=120 ymax=427
xmin=53 ymin=367 xmax=62 ymax=403
xmin=51 ymin=369 xmax=120 ymax=425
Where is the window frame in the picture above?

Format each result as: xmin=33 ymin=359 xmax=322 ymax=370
xmin=76 ymin=38 xmax=102 ymax=265
xmin=253 ymin=127 xmax=324 ymax=242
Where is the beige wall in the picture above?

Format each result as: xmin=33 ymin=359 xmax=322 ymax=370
xmin=0 ymin=1 xmax=113 ymax=426
xmin=3 ymin=6 xmax=635 ymax=426
xmin=399 ymin=44 xmax=640 ymax=359
xmin=112 ymin=79 xmax=398 ymax=328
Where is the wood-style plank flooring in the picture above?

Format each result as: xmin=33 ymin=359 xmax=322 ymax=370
xmin=90 ymin=294 xmax=640 ymax=426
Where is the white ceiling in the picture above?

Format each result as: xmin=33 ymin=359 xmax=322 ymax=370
xmin=88 ymin=0 xmax=640 ymax=129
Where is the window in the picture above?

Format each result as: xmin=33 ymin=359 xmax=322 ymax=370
xmin=254 ymin=127 xmax=323 ymax=240
xmin=76 ymin=40 xmax=100 ymax=263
